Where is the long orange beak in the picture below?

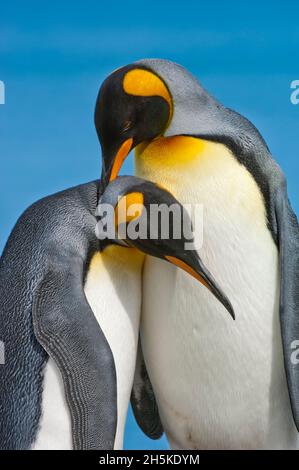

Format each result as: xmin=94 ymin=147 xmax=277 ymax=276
xmin=109 ymin=138 xmax=133 ymax=182
xmin=165 ymin=254 xmax=235 ymax=319
xmin=166 ymin=256 xmax=210 ymax=289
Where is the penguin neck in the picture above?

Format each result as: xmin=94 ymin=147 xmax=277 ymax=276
xmin=135 ymin=136 xmax=234 ymax=197
xmin=135 ymin=135 xmax=267 ymax=222
xmin=97 ymin=244 xmax=144 ymax=268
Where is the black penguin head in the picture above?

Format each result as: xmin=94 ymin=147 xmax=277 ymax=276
xmin=98 ymin=176 xmax=234 ymax=319
xmin=95 ymin=64 xmax=173 ymax=189
xmin=95 ymin=59 xmax=270 ymax=191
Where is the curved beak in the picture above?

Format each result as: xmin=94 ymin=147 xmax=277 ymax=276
xmin=165 ymin=251 xmax=235 ymax=320
xmin=101 ymin=138 xmax=133 ymax=190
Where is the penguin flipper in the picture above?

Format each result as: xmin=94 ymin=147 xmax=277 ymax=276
xmin=131 ymin=341 xmax=163 ymax=439
xmin=275 ymin=176 xmax=299 ymax=431
xmin=33 ymin=260 xmax=117 ymax=450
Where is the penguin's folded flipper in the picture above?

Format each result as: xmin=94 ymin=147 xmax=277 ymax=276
xmin=275 ymin=173 xmax=299 ymax=431
xmin=33 ymin=256 xmax=117 ymax=449
xmin=131 ymin=340 xmax=163 ymax=439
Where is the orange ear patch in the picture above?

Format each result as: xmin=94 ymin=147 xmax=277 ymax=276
xmin=123 ymin=69 xmax=173 ymax=111
xmin=115 ymin=192 xmax=144 ymax=227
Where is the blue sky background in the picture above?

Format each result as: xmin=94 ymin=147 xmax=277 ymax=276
xmin=1 ymin=0 xmax=298 ymax=449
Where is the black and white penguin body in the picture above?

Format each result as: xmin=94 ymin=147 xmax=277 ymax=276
xmin=1 ymin=172 xmax=229 ymax=449
xmin=0 ymin=180 xmax=118 ymax=449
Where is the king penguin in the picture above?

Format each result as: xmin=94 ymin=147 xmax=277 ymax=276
xmin=95 ymin=59 xmax=299 ymax=449
xmin=0 ymin=180 xmax=120 ymax=450
xmin=0 ymin=166 xmax=231 ymax=448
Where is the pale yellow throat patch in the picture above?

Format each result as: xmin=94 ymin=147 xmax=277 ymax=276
xmin=134 ymin=135 xmax=238 ymax=179
xmin=135 ymin=135 xmax=231 ymax=196
xmin=135 ymin=135 xmax=207 ymax=166
xmin=135 ymin=135 xmax=267 ymax=228
xmin=88 ymin=245 xmax=144 ymax=277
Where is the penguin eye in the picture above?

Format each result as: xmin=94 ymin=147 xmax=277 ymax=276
xmin=121 ymin=120 xmax=132 ymax=134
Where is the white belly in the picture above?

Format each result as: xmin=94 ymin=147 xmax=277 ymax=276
xmin=136 ymin=138 xmax=299 ymax=449
xmin=32 ymin=246 xmax=143 ymax=450
xmin=32 ymin=358 xmax=72 ymax=450
xmin=84 ymin=247 xmax=143 ymax=449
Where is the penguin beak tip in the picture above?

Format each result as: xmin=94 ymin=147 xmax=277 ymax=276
xmin=226 ymin=302 xmax=235 ymax=320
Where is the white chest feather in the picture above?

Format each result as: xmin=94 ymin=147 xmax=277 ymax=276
xmin=135 ymin=137 xmax=298 ymax=449
xmin=84 ymin=247 xmax=143 ymax=449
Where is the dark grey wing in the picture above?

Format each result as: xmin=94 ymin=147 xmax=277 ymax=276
xmin=0 ymin=241 xmax=47 ymax=450
xmin=33 ymin=256 xmax=117 ymax=450
xmin=275 ymin=174 xmax=299 ymax=430
xmin=0 ymin=180 xmax=117 ymax=449
xmin=131 ymin=340 xmax=163 ymax=439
